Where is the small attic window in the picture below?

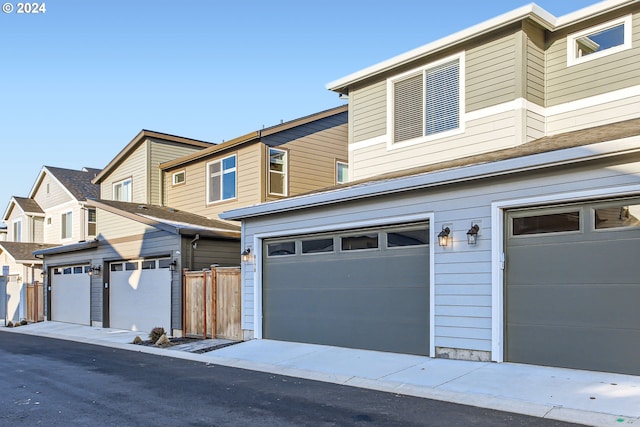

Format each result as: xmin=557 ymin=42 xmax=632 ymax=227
xmin=567 ymin=15 xmax=632 ymax=66
xmin=172 ymin=170 xmax=186 ymax=186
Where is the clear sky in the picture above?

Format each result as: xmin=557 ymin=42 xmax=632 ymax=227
xmin=0 ymin=0 xmax=603 ymax=219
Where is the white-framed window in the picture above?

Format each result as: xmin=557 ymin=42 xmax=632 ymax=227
xmin=12 ymin=219 xmax=22 ymax=242
xmin=388 ymin=52 xmax=465 ymax=147
xmin=336 ymin=161 xmax=348 ymax=184
xmin=172 ymin=170 xmax=186 ymax=186
xmin=207 ymin=154 xmax=236 ymax=204
xmin=113 ymin=178 xmax=132 ymax=202
xmin=87 ymin=208 xmax=96 ymax=236
xmin=567 ymin=15 xmax=632 ymax=66
xmin=268 ymin=148 xmax=287 ymax=196
xmin=46 ymin=217 xmax=52 ymax=226
xmin=61 ymin=211 xmax=72 ymax=239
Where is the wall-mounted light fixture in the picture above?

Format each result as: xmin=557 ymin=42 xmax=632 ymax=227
xmin=466 ymin=224 xmax=480 ymax=245
xmin=88 ymin=265 xmax=102 ymax=277
xmin=169 ymin=260 xmax=178 ymax=271
xmin=437 ymin=227 xmax=451 ymax=247
xmin=241 ymin=248 xmax=253 ymax=263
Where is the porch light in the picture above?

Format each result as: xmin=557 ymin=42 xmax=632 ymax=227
xmin=88 ymin=265 xmax=101 ymax=277
xmin=169 ymin=260 xmax=178 ymax=271
xmin=466 ymin=224 xmax=480 ymax=245
xmin=241 ymin=248 xmax=253 ymax=263
xmin=437 ymin=227 xmax=451 ymax=247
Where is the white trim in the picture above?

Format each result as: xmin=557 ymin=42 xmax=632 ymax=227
xmin=490 ymin=183 xmax=640 ymax=363
xmin=566 ymin=14 xmax=632 ymax=67
xmin=349 ymin=135 xmax=386 ymax=152
xmin=172 ymin=170 xmax=186 ymax=186
xmin=251 ymin=211 xmax=436 ymax=357
xmin=205 ymin=154 xmax=238 ymax=205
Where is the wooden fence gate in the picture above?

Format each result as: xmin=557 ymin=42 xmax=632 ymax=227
xmin=183 ymin=266 xmax=242 ymax=340
xmin=26 ymin=282 xmax=44 ymax=323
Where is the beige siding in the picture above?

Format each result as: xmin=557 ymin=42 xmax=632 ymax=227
xmin=548 ymin=93 xmax=640 ymax=134
xmin=165 ymin=144 xmax=263 ymax=219
xmin=351 ymin=111 xmax=519 ymax=181
xmin=278 ymin=122 xmax=348 ymax=196
xmin=96 ymin=209 xmax=156 ymax=240
xmin=101 ymin=143 xmax=147 ymax=202
xmin=466 ymin=31 xmax=517 ymax=112
xmin=546 ymin=10 xmax=640 ymax=107
xmin=351 ymin=80 xmax=386 ymax=143
xmin=524 ymin=21 xmax=545 ymax=106
xmin=33 ymin=173 xmax=74 ymax=210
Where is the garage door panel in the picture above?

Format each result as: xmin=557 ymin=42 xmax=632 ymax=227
xmin=507 ymin=324 xmax=640 ymax=375
xmin=508 ymin=284 xmax=640 ymax=329
xmin=51 ymin=268 xmax=90 ymax=326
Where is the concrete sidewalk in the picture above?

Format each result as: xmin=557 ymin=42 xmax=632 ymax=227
xmin=2 ymin=321 xmax=639 ymax=427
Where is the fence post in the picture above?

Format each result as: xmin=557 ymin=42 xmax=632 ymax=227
xmin=182 ymin=269 xmax=187 ymax=337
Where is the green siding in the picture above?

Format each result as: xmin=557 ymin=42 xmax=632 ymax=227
xmin=351 ymin=80 xmax=386 ymax=143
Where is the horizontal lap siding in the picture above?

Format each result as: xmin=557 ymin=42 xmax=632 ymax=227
xmin=97 ymin=209 xmax=156 ymax=240
xmin=548 ymin=94 xmax=640 ymax=134
xmin=34 ymin=174 xmax=74 ymax=209
xmin=466 ymin=32 xmax=517 ymax=112
xmin=243 ymin=154 xmax=640 ymax=353
xmin=525 ymin=21 xmax=545 ymax=106
xmin=546 ymin=11 xmax=640 ymax=107
xmin=100 ymin=144 xmax=147 ymax=202
xmin=352 ymin=81 xmax=386 ymax=143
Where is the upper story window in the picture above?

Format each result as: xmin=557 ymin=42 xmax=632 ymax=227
xmin=87 ymin=208 xmax=96 ymax=236
xmin=172 ymin=170 xmax=186 ymax=186
xmin=61 ymin=211 xmax=72 ymax=239
xmin=113 ymin=178 xmax=132 ymax=202
xmin=12 ymin=219 xmax=21 ymax=242
xmin=336 ymin=161 xmax=348 ymax=184
xmin=268 ymin=148 xmax=287 ymax=196
xmin=567 ymin=15 xmax=632 ymax=66
xmin=207 ymin=154 xmax=236 ymax=204
xmin=388 ymin=52 xmax=464 ymax=146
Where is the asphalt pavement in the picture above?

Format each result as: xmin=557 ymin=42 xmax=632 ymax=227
xmin=2 ymin=321 xmax=639 ymax=427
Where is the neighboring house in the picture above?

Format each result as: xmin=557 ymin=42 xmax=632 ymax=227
xmin=34 ymin=130 xmax=234 ymax=335
xmin=1 ymin=166 xmax=100 ymax=321
xmin=160 ymin=105 xmax=348 ymax=221
xmin=221 ymin=1 xmax=640 ymax=376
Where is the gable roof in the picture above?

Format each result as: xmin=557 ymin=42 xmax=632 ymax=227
xmin=10 ymin=196 xmax=44 ymax=215
xmin=326 ymin=0 xmax=637 ymax=93
xmin=0 ymin=242 xmax=58 ymax=263
xmin=160 ymin=105 xmax=348 ymax=170
xmin=91 ymin=199 xmax=240 ymax=239
xmin=92 ymin=130 xmax=214 ymax=185
xmin=37 ymin=166 xmax=101 ymax=201
xmin=221 ymin=117 xmax=640 ymax=220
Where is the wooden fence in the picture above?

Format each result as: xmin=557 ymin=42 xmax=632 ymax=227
xmin=26 ymin=282 xmax=44 ymax=323
xmin=183 ymin=266 xmax=242 ymax=340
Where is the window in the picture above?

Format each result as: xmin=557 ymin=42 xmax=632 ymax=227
xmin=302 ymin=238 xmax=334 ymax=254
xmin=267 ymin=241 xmax=295 ymax=256
xmin=387 ymin=227 xmax=430 ymax=247
xmin=341 ymin=233 xmax=379 ymax=251
xmin=12 ymin=219 xmax=21 ymax=242
xmin=113 ymin=178 xmax=132 ymax=202
xmin=46 ymin=217 xmax=52 ymax=226
xmin=207 ymin=155 xmax=236 ymax=203
xmin=141 ymin=260 xmax=155 ymax=270
xmin=268 ymin=148 xmax=287 ymax=196
xmin=595 ymin=204 xmax=640 ymax=229
xmin=512 ymin=211 xmax=580 ymax=236
xmin=110 ymin=263 xmax=124 ymax=272
xmin=389 ymin=53 xmax=464 ymax=145
xmin=61 ymin=211 xmax=72 ymax=239
xmin=336 ymin=161 xmax=348 ymax=184
xmin=567 ymin=15 xmax=632 ymax=66
xmin=87 ymin=208 xmax=96 ymax=236
xmin=172 ymin=171 xmax=186 ymax=186
xmin=73 ymin=266 xmax=83 ymax=274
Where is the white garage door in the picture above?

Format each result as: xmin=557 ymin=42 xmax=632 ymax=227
xmin=51 ymin=265 xmax=91 ymax=325
xmin=109 ymin=258 xmax=171 ymax=333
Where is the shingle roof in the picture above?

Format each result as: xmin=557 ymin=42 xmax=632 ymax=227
xmin=0 ymin=242 xmax=58 ymax=263
xmin=45 ymin=166 xmax=101 ymax=201
xmin=11 ymin=196 xmax=44 ymax=214
xmin=92 ymin=199 xmax=240 ymax=238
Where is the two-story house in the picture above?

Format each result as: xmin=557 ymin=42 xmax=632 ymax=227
xmin=221 ymin=0 xmax=640 ymax=376
xmin=35 ymin=110 xmax=348 ymax=338
xmin=1 ymin=166 xmax=101 ymax=323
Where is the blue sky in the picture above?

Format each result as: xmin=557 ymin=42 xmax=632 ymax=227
xmin=0 ymin=0 xmax=602 ymax=216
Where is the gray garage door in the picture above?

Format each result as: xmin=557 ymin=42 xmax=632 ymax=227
xmin=506 ymin=198 xmax=640 ymax=375
xmin=263 ymin=223 xmax=430 ymax=356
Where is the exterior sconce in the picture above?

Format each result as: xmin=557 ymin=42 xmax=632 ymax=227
xmin=88 ymin=265 xmax=102 ymax=277
xmin=169 ymin=260 xmax=178 ymax=271
xmin=466 ymin=224 xmax=480 ymax=245
xmin=437 ymin=227 xmax=451 ymax=247
xmin=241 ymin=248 xmax=253 ymax=263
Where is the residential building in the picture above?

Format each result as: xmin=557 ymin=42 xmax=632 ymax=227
xmin=221 ymin=0 xmax=640 ymax=376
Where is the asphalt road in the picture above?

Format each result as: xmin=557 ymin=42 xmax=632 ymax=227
xmin=0 ymin=331 xmax=584 ymax=427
